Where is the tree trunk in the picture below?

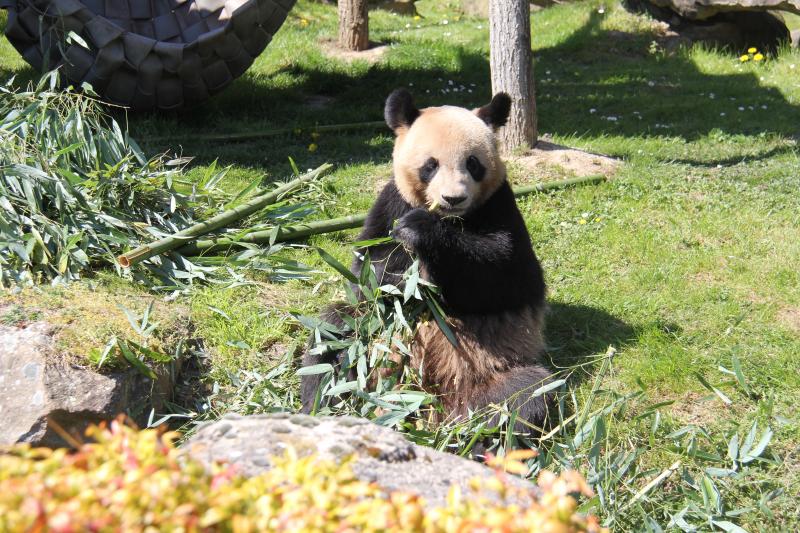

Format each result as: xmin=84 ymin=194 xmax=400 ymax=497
xmin=338 ymin=0 xmax=370 ymax=51
xmin=489 ymin=0 xmax=537 ymax=152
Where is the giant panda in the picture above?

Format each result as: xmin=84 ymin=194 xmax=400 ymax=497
xmin=301 ymin=88 xmax=554 ymax=430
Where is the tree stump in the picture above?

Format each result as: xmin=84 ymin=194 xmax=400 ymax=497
xmin=338 ymin=0 xmax=370 ymax=51
xmin=489 ymin=0 xmax=537 ymax=152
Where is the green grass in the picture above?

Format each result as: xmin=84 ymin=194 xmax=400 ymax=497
xmin=2 ymin=0 xmax=799 ymax=529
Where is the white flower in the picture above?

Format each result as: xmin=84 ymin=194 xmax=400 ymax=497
xmin=589 ymin=108 xmax=597 ymax=113
xmin=720 ymin=112 xmax=726 ymax=116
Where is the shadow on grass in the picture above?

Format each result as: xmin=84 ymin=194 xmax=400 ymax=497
xmin=2 ymin=8 xmax=797 ymax=175
xmin=533 ymin=11 xmax=799 ymax=161
xmin=544 ymin=302 xmax=637 ymax=376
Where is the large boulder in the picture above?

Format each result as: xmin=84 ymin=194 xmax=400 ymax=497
xmin=0 ymin=322 xmax=177 ymax=447
xmin=185 ymin=413 xmax=539 ymax=509
xmin=625 ymin=0 xmax=793 ymax=50
xmin=644 ymin=0 xmax=800 ymax=19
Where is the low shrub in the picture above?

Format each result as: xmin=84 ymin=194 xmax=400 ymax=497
xmin=0 ymin=420 xmax=605 ymax=532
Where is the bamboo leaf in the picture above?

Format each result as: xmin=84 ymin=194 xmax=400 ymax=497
xmin=296 ymin=364 xmax=334 ymax=376
xmin=315 ymin=247 xmax=357 ymax=284
xmin=695 ymin=372 xmax=733 ymax=406
xmin=117 ymin=340 xmax=157 ymax=379
xmin=731 ymin=354 xmax=752 ymax=397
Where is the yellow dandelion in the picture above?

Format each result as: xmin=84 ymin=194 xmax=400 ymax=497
xmin=754 ymin=53 xmax=764 ymax=61
xmin=413 ymin=15 xmax=421 ymax=21
xmin=299 ymin=18 xmax=309 ymax=28
xmin=308 ymin=143 xmax=318 ymax=152
xmin=578 ymin=219 xmax=587 ymax=225
xmin=747 ymin=47 xmax=757 ymax=54
xmin=739 ymin=55 xmax=750 ymax=62
xmin=594 ymin=217 xmax=601 ymax=222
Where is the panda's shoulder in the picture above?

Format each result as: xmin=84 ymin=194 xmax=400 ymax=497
xmin=373 ymin=179 xmax=412 ymax=218
xmin=474 ymin=181 xmax=524 ymax=226
xmin=359 ymin=178 xmax=412 ymax=239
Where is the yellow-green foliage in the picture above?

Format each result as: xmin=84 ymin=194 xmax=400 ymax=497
xmin=0 ymin=422 xmax=606 ymax=532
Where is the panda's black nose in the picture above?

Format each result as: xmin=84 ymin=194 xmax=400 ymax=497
xmin=442 ymin=195 xmax=467 ymax=207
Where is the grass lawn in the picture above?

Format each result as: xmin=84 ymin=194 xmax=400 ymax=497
xmin=1 ymin=0 xmax=799 ymax=529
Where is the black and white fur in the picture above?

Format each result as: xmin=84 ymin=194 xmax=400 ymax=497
xmin=301 ymin=89 xmax=554 ymax=431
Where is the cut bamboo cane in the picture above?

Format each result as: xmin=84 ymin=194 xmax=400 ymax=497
xmin=177 ymin=213 xmax=369 ymax=255
xmin=178 ymin=173 xmax=606 ymax=256
xmin=117 ymin=163 xmax=333 ymax=267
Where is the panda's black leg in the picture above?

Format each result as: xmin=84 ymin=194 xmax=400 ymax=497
xmin=470 ymin=365 xmax=556 ymax=434
xmin=299 ymin=342 xmax=338 ymax=414
xmin=299 ymin=304 xmax=351 ymax=414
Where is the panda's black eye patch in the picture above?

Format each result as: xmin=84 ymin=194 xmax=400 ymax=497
xmin=466 ymin=155 xmax=485 ymax=181
xmin=419 ymin=157 xmax=439 ymax=183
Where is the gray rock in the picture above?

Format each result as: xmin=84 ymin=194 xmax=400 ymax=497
xmin=626 ymin=0 xmax=792 ymax=50
xmin=0 ymin=322 xmax=177 ymax=447
xmin=645 ymin=0 xmax=800 ymax=20
xmin=185 ymin=413 xmax=539 ymax=509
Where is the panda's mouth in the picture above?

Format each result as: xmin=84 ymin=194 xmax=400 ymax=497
xmin=436 ymin=205 xmax=468 ymax=217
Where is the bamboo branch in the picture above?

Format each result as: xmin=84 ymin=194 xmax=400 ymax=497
xmin=178 ymin=173 xmax=606 ymax=256
xmin=176 ymin=214 xmax=369 ymax=255
xmin=512 ymin=174 xmax=605 ymax=195
xmin=117 ymin=163 xmax=333 ymax=267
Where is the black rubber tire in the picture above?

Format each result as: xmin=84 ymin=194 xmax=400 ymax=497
xmin=0 ymin=0 xmax=297 ymax=110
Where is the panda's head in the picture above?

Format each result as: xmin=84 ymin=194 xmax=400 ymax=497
xmin=384 ymin=88 xmax=511 ymax=217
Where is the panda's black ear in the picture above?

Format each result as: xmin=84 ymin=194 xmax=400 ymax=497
xmin=384 ymin=88 xmax=420 ymax=133
xmin=475 ymin=93 xmax=512 ymax=130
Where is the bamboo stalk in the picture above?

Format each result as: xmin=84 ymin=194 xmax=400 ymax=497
xmin=178 ymin=173 xmax=607 ymax=256
xmin=117 ymin=163 xmax=333 ymax=267
xmin=176 ymin=214 xmax=369 ymax=255
xmin=147 ymin=121 xmax=387 ymax=145
xmin=512 ymin=174 xmax=605 ymax=195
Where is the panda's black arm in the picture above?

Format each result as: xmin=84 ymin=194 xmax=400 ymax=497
xmin=393 ymin=208 xmax=540 ymax=313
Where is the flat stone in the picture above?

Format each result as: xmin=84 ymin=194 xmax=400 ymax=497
xmin=185 ymin=414 xmax=539 ymax=509
xmin=0 ymin=322 xmax=178 ymax=447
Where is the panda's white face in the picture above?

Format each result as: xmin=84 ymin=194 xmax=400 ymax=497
xmin=393 ymin=106 xmax=505 ymax=216
xmin=392 ymin=105 xmax=504 ymax=216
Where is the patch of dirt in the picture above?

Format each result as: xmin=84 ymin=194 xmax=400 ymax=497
xmin=777 ymin=307 xmax=800 ymax=333
xmin=670 ymin=391 xmax=729 ymax=427
xmin=321 ymin=40 xmax=389 ymax=64
xmin=510 ymin=138 xmax=621 ymax=183
xmin=689 ymin=271 xmax=718 ymax=285
xmin=1 ymin=284 xmax=189 ymax=367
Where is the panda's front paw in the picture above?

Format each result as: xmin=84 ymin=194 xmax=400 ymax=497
xmin=393 ymin=208 xmax=436 ymax=250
